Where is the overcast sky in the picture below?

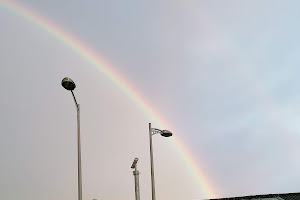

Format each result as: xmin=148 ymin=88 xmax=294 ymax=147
xmin=1 ymin=1 xmax=300 ymax=200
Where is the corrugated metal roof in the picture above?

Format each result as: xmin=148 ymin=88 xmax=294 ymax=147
xmin=208 ymin=193 xmax=300 ymax=200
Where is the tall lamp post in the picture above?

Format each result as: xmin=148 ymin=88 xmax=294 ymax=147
xmin=148 ymin=123 xmax=172 ymax=200
xmin=61 ymin=77 xmax=82 ymax=200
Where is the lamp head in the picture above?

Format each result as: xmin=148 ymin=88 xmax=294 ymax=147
xmin=62 ymin=77 xmax=76 ymax=90
xmin=161 ymin=130 xmax=172 ymax=137
xmin=131 ymin=158 xmax=139 ymax=169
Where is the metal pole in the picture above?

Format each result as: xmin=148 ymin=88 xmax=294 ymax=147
xmin=149 ymin=123 xmax=156 ymax=200
xmin=77 ymin=104 xmax=82 ymax=200
xmin=133 ymin=166 xmax=140 ymax=200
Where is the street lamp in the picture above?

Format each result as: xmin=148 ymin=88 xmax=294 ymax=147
xmin=61 ymin=77 xmax=82 ymax=200
xmin=131 ymin=158 xmax=140 ymax=200
xmin=148 ymin=123 xmax=172 ymax=200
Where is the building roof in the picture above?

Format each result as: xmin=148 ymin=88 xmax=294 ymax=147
xmin=208 ymin=193 xmax=300 ymax=200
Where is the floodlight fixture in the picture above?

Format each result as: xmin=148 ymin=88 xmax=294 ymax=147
xmin=131 ymin=158 xmax=139 ymax=169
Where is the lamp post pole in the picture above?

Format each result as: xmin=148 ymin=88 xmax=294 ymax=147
xmin=75 ymin=102 xmax=82 ymax=200
xmin=149 ymin=123 xmax=156 ymax=200
xmin=148 ymin=123 xmax=173 ymax=200
xmin=62 ymin=77 xmax=82 ymax=200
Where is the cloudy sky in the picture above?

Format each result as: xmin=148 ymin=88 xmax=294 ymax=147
xmin=1 ymin=1 xmax=300 ymax=200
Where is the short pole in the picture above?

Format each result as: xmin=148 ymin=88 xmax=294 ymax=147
xmin=133 ymin=166 xmax=140 ymax=200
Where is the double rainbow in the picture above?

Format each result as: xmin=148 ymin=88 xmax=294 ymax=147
xmin=0 ymin=0 xmax=217 ymax=198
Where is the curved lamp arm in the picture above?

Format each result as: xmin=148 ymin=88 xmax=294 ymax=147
xmin=150 ymin=128 xmax=162 ymax=136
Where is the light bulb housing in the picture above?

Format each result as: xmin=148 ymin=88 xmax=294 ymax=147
xmin=161 ymin=130 xmax=172 ymax=137
xmin=62 ymin=77 xmax=76 ymax=90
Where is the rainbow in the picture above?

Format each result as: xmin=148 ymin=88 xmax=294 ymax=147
xmin=0 ymin=0 xmax=217 ymax=198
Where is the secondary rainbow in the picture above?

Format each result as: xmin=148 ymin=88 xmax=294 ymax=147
xmin=0 ymin=0 xmax=217 ymax=198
